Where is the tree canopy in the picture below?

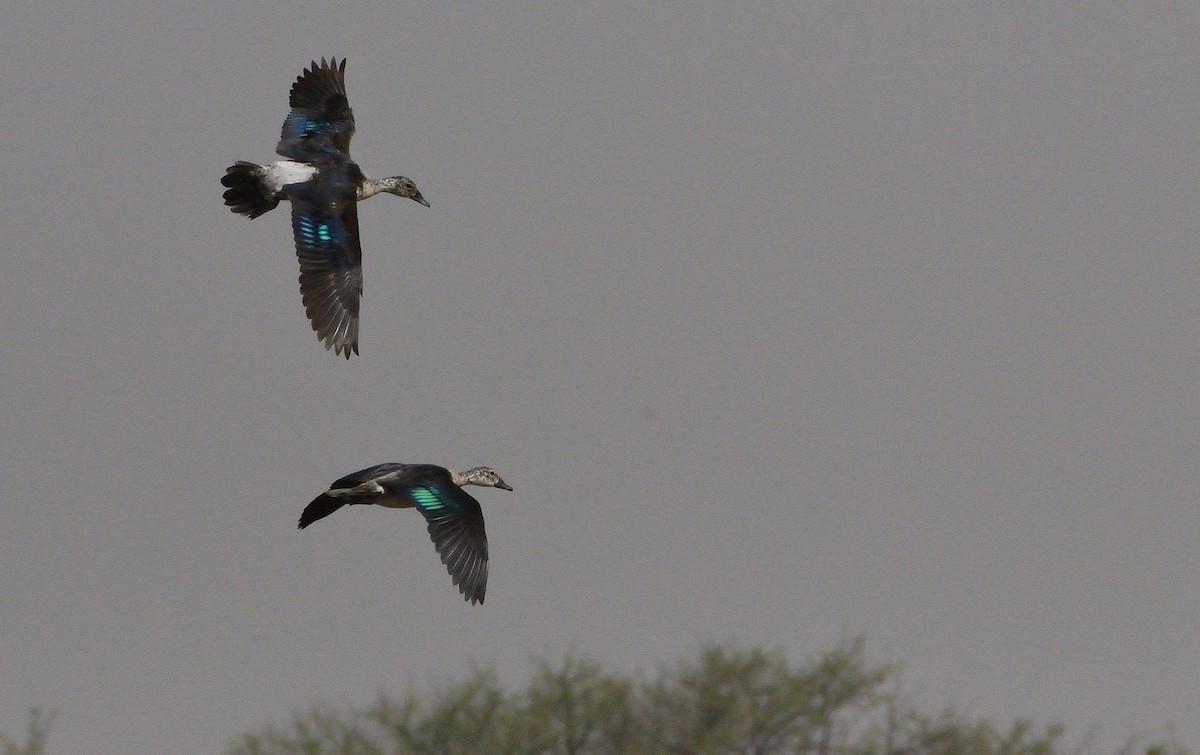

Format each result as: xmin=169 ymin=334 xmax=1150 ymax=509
xmin=226 ymin=639 xmax=1189 ymax=755
xmin=0 ymin=708 xmax=53 ymax=755
xmin=4 ymin=641 xmax=1188 ymax=754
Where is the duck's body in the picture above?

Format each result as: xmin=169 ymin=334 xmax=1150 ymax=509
xmin=299 ymin=463 xmax=512 ymax=604
xmin=222 ymin=161 xmax=425 ymax=220
xmin=222 ymin=58 xmax=428 ymax=358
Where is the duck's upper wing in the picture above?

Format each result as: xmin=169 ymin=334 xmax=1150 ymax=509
xmin=290 ymin=191 xmax=363 ymax=358
xmin=393 ymin=476 xmax=490 ymax=604
xmin=276 ymin=57 xmax=355 ymax=160
xmin=298 ymin=464 xmax=402 ymax=529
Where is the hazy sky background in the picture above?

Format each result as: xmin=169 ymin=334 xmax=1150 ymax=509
xmin=2 ymin=4 xmax=1197 ymax=753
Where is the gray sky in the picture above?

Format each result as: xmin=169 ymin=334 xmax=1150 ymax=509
xmin=2 ymin=4 xmax=1197 ymax=753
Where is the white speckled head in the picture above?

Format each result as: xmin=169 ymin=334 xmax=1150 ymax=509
xmin=375 ymin=175 xmax=429 ymax=206
xmin=453 ymin=466 xmax=513 ymax=491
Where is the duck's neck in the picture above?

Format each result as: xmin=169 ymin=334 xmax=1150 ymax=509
xmin=357 ymin=177 xmax=387 ymax=201
xmin=450 ymin=469 xmax=469 ymax=487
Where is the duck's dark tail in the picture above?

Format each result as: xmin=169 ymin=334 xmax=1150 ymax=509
xmin=298 ymin=494 xmax=345 ymax=529
xmin=222 ymin=161 xmax=279 ymax=219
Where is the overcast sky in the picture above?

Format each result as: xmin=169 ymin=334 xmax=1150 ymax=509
xmin=2 ymin=4 xmax=1197 ymax=753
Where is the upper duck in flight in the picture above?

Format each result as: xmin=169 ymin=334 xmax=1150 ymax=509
xmin=222 ymin=58 xmax=429 ymax=358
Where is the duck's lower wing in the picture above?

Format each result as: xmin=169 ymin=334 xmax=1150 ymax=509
xmin=290 ymin=198 xmax=363 ymax=358
xmin=402 ymin=481 xmax=490 ymax=604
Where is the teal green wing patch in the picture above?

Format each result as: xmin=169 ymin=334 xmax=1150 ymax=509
xmin=410 ymin=485 xmax=449 ymax=513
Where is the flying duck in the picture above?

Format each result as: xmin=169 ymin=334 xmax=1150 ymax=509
xmin=299 ymin=463 xmax=512 ymax=604
xmin=222 ymin=58 xmax=429 ymax=358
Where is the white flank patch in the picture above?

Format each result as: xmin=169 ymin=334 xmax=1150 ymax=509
xmin=264 ymin=160 xmax=318 ymax=191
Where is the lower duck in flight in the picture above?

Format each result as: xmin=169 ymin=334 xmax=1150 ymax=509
xmin=222 ymin=58 xmax=429 ymax=358
xmin=299 ymin=463 xmax=512 ymax=604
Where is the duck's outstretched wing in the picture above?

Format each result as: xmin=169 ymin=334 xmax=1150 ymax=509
xmin=401 ymin=479 xmax=490 ymax=604
xmin=290 ymin=195 xmax=363 ymax=358
xmin=277 ymin=57 xmax=355 ymax=160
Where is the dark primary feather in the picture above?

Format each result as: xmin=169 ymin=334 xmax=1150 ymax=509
xmin=298 ymin=495 xmax=343 ymax=529
xmin=276 ymin=57 xmax=355 ymax=159
xmin=289 ymin=57 xmax=349 ymax=111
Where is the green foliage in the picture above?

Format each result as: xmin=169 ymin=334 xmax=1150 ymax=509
xmin=1127 ymin=740 xmax=1190 ymax=755
xmin=0 ymin=709 xmax=55 ymax=755
xmin=866 ymin=708 xmax=1064 ymax=755
xmin=639 ymin=640 xmax=892 ymax=753
xmin=227 ymin=641 xmax=1190 ymax=755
